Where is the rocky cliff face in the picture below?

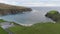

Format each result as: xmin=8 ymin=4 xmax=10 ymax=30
xmin=0 ymin=3 xmax=32 ymax=15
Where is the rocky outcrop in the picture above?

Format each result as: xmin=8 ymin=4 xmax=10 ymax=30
xmin=45 ymin=10 xmax=60 ymax=22
xmin=45 ymin=10 xmax=59 ymax=18
xmin=0 ymin=3 xmax=32 ymax=15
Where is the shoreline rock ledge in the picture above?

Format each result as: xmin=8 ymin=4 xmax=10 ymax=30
xmin=0 ymin=3 xmax=32 ymax=15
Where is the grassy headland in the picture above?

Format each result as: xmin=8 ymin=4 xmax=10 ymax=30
xmin=8 ymin=22 xmax=60 ymax=34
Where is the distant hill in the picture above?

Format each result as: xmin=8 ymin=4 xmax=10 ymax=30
xmin=0 ymin=3 xmax=32 ymax=15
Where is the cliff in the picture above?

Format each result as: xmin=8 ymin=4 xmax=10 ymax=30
xmin=0 ymin=3 xmax=32 ymax=15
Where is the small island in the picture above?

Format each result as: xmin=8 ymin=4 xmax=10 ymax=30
xmin=45 ymin=10 xmax=60 ymax=22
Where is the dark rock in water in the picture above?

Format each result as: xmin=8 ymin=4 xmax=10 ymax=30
xmin=0 ymin=3 xmax=32 ymax=15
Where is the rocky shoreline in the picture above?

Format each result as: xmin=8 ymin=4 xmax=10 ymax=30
xmin=0 ymin=3 xmax=32 ymax=15
xmin=0 ymin=8 xmax=32 ymax=15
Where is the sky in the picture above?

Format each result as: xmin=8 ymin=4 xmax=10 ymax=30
xmin=0 ymin=0 xmax=60 ymax=7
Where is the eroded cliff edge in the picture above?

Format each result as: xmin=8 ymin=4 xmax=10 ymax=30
xmin=0 ymin=3 xmax=32 ymax=15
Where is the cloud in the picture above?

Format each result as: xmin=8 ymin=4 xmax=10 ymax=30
xmin=18 ymin=1 xmax=60 ymax=7
xmin=0 ymin=0 xmax=60 ymax=7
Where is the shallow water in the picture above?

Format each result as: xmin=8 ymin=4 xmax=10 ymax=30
xmin=0 ymin=7 xmax=59 ymax=24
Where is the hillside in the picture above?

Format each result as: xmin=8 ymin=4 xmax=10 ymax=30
xmin=0 ymin=27 xmax=8 ymax=34
xmin=0 ymin=3 xmax=32 ymax=15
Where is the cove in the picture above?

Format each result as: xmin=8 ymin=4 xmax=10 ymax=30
xmin=0 ymin=7 xmax=59 ymax=24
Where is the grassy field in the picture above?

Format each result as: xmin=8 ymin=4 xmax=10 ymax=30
xmin=8 ymin=22 xmax=60 ymax=34
xmin=0 ymin=27 xmax=8 ymax=34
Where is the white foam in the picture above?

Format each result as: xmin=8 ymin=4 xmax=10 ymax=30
xmin=31 ymin=10 xmax=38 ymax=13
xmin=20 ymin=24 xmax=33 ymax=26
xmin=16 ymin=23 xmax=33 ymax=26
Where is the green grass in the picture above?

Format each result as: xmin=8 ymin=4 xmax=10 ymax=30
xmin=8 ymin=22 xmax=60 ymax=34
xmin=0 ymin=19 xmax=6 ymax=23
xmin=0 ymin=19 xmax=8 ymax=34
xmin=48 ymin=10 xmax=59 ymax=14
xmin=0 ymin=27 xmax=8 ymax=34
